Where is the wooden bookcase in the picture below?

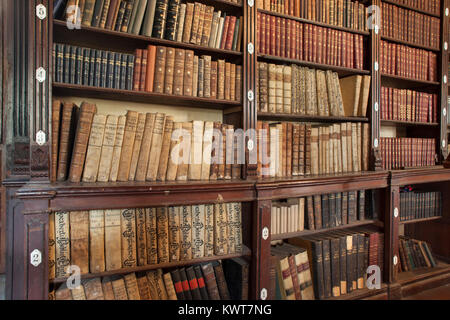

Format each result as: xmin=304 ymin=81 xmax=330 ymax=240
xmin=1 ymin=0 xmax=450 ymax=300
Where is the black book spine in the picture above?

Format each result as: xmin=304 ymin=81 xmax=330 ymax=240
xmin=330 ymin=238 xmax=341 ymax=297
xmin=357 ymin=234 xmax=365 ymax=289
xmin=321 ymin=239 xmax=332 ymax=299
xmin=121 ymin=0 xmax=135 ymax=32
xmin=348 ymin=191 xmax=357 ymax=223
xmin=120 ymin=54 xmax=127 ymax=89
xmin=106 ymin=51 xmax=115 ymax=88
xmin=114 ymin=53 xmax=121 ymax=89
xmin=194 ymin=266 xmax=210 ymax=300
xmin=63 ymin=44 xmax=71 ymax=83
xmin=342 ymin=192 xmax=348 ymax=225
xmin=329 ymin=193 xmax=336 ymax=228
xmin=179 ymin=268 xmax=193 ymax=300
xmin=338 ymin=236 xmax=347 ymax=294
xmin=311 ymin=240 xmax=325 ymax=300
xmin=320 ymin=195 xmax=328 ymax=229
xmin=164 ymin=0 xmax=180 ymax=41
xmin=313 ymin=195 xmax=322 ymax=229
xmin=100 ymin=50 xmax=108 ymax=88
xmin=82 ymin=48 xmax=91 ymax=86
xmin=75 ymin=47 xmax=83 ymax=85
xmin=114 ymin=0 xmax=127 ymax=31
xmin=170 ymin=269 xmax=186 ymax=300
xmin=52 ymin=43 xmax=57 ymax=82
xmin=70 ymin=45 xmax=76 ymax=83
xmin=358 ymin=190 xmax=365 ymax=220
xmin=126 ymin=54 xmax=135 ymax=90
xmin=335 ymin=193 xmax=342 ymax=226
xmin=350 ymin=234 xmax=358 ymax=291
xmin=152 ymin=0 xmax=169 ymax=39
xmin=89 ymin=48 xmax=96 ymax=86
xmin=56 ymin=44 xmax=64 ymax=83
xmin=94 ymin=49 xmax=102 ymax=87
xmin=186 ymin=266 xmax=202 ymax=300
xmin=91 ymin=0 xmax=105 ymax=28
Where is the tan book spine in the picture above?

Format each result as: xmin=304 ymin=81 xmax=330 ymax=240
xmin=82 ymin=114 xmax=107 ymax=182
xmin=104 ymin=209 xmax=122 ymax=271
xmin=51 ymin=100 xmax=62 ymax=182
xmin=146 ymin=113 xmax=166 ymax=181
xmin=166 ymin=122 xmax=182 ymax=181
xmin=225 ymin=203 xmax=236 ymax=254
xmin=224 ymin=62 xmax=231 ymax=100
xmin=55 ymin=211 xmax=70 ymax=278
xmin=135 ymin=208 xmax=147 ymax=266
xmin=346 ymin=122 xmax=352 ymax=172
xmin=168 ymin=206 xmax=181 ymax=262
xmin=201 ymin=121 xmax=214 ymax=180
xmin=217 ymin=60 xmax=225 ymax=100
xmin=71 ymin=285 xmax=87 ymax=300
xmin=121 ymin=208 xmax=137 ymax=268
xmin=236 ymin=65 xmax=242 ymax=102
xmin=276 ymin=123 xmax=283 ymax=177
xmin=214 ymin=203 xmax=228 ymax=256
xmin=176 ymin=4 xmax=187 ymax=43
xmin=176 ymin=122 xmax=192 ymax=181
xmin=55 ymin=284 xmax=72 ymax=300
xmin=180 ymin=205 xmax=192 ymax=260
xmin=109 ymin=115 xmax=126 ymax=182
xmin=49 ymin=212 xmax=56 ymax=280
xmin=203 ymin=55 xmax=211 ymax=98
xmin=230 ymin=63 xmax=236 ymax=101
xmin=311 ymin=127 xmax=319 ymax=175
xmin=146 ymin=270 xmax=160 ymax=299
xmin=83 ymin=278 xmax=105 ymax=300
xmin=182 ymin=3 xmax=195 ymax=43
xmin=196 ymin=4 xmax=206 ymax=45
xmin=156 ymin=116 xmax=174 ymax=181
xmin=124 ymin=273 xmax=141 ymax=300
xmin=148 ymin=269 xmax=169 ymax=300
xmin=173 ymin=49 xmax=185 ymax=95
xmin=340 ymin=123 xmax=348 ymax=173
xmin=128 ymin=113 xmax=146 ymax=181
xmin=336 ymin=124 xmax=343 ymax=173
xmin=69 ymin=211 xmax=89 ymax=274
xmin=268 ymin=63 xmax=276 ymax=113
xmin=135 ymin=113 xmax=156 ymax=182
xmin=190 ymin=2 xmax=202 ymax=44
xmin=145 ymin=208 xmax=158 ymax=265
xmin=188 ymin=120 xmax=204 ymax=180
xmin=69 ymin=102 xmax=97 ymax=183
xmin=111 ymin=277 xmax=129 ymax=300
xmin=163 ymin=273 xmax=178 ymax=300
xmin=157 ymin=207 xmax=170 ymax=263
xmin=192 ymin=55 xmax=199 ymax=97
xmin=351 ymin=123 xmax=359 ymax=172
xmin=232 ymin=202 xmax=243 ymax=253
xmin=204 ymin=204 xmax=215 ymax=257
xmin=89 ymin=210 xmax=105 ymax=273
xmin=362 ymin=123 xmax=370 ymax=171
xmin=97 ymin=115 xmax=118 ymax=182
xmin=117 ymin=111 xmax=139 ymax=182
xmin=283 ymin=65 xmax=292 ymax=113
xmin=357 ymin=122 xmax=362 ymax=171
xmin=101 ymin=277 xmax=116 ymax=300
xmin=192 ymin=204 xmax=206 ymax=259
xmin=218 ymin=124 xmax=227 ymax=179
xmin=136 ymin=273 xmax=152 ymax=300
xmin=201 ymin=6 xmax=215 ymax=46
xmin=164 ymin=47 xmax=175 ymax=94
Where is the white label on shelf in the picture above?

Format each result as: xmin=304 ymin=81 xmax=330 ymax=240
xmin=36 ymin=130 xmax=46 ymax=146
xmin=394 ymin=208 xmax=399 ymax=218
xmin=374 ymin=62 xmax=379 ymax=71
xmin=445 ymin=42 xmax=448 ymax=51
xmin=374 ymin=138 xmax=379 ymax=148
xmin=444 ymin=108 xmax=447 ymax=117
xmin=248 ymin=0 xmax=254 ymax=7
xmin=36 ymin=4 xmax=47 ymax=20
xmin=374 ymin=102 xmax=379 ymax=112
xmin=247 ymin=90 xmax=254 ymax=102
xmin=262 ymin=227 xmax=269 ymax=241
xmin=247 ymin=139 xmax=254 ymax=151
xmin=374 ymin=25 xmax=379 ymax=34
xmin=443 ymin=140 xmax=446 ymax=149
xmin=260 ymin=288 xmax=268 ymax=300
xmin=247 ymin=42 xmax=254 ymax=55
xmin=36 ymin=67 xmax=46 ymax=83
xmin=446 ymin=8 xmax=449 ymax=16
xmin=393 ymin=255 xmax=398 ymax=266
xmin=444 ymin=75 xmax=448 ymax=84
xmin=30 ymin=249 xmax=42 ymax=267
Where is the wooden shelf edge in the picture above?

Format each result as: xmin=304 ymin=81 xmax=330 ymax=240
xmin=326 ymin=283 xmax=389 ymax=300
xmin=257 ymin=8 xmax=370 ymax=36
xmin=381 ymin=35 xmax=440 ymax=52
xmin=389 ymin=166 xmax=450 ymax=185
xmin=381 ymin=74 xmax=440 ymax=86
xmin=380 ymin=119 xmax=440 ymax=127
xmin=399 ymin=216 xmax=442 ymax=225
xmin=382 ymin=0 xmax=441 ymax=18
xmin=258 ymin=113 xmax=369 ymax=123
xmin=397 ymin=260 xmax=450 ymax=286
xmin=271 ymin=220 xmax=383 ymax=241
xmin=50 ymin=246 xmax=251 ymax=284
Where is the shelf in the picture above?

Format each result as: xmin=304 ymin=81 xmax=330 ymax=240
xmin=382 ymin=0 xmax=441 ymax=18
xmin=389 ymin=166 xmax=450 ymax=186
xmin=53 ymin=82 xmax=242 ymax=110
xmin=399 ymin=216 xmax=442 ymax=225
xmin=257 ymin=54 xmax=370 ymax=77
xmin=271 ymin=220 xmax=382 ymax=241
xmin=50 ymin=246 xmax=251 ymax=284
xmin=53 ymin=20 xmax=243 ymax=59
xmin=397 ymin=260 xmax=450 ymax=287
xmin=381 ymin=74 xmax=440 ymax=88
xmin=257 ymin=8 xmax=370 ymax=36
xmin=380 ymin=119 xmax=439 ymax=127
xmin=326 ymin=283 xmax=389 ymax=300
xmin=258 ymin=112 xmax=369 ymax=123
xmin=381 ymin=35 xmax=440 ymax=52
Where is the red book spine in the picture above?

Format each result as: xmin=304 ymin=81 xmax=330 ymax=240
xmin=297 ymin=22 xmax=302 ymax=60
xmin=280 ymin=17 xmax=286 ymax=57
xmin=290 ymin=20 xmax=296 ymax=59
xmin=257 ymin=12 xmax=262 ymax=54
xmin=225 ymin=16 xmax=237 ymax=50
xmin=276 ymin=17 xmax=281 ymax=57
xmin=220 ymin=16 xmax=231 ymax=50
xmin=270 ymin=15 xmax=276 ymax=56
xmin=286 ymin=19 xmax=291 ymax=59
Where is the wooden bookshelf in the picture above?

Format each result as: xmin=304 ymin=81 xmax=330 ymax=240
xmin=258 ymin=112 xmax=369 ymax=123
xmin=381 ymin=74 xmax=441 ymax=87
xmin=381 ymin=35 xmax=440 ymax=52
xmin=380 ymin=119 xmax=440 ymax=127
xmin=382 ymin=0 xmax=441 ymax=18
xmin=399 ymin=216 xmax=442 ymax=225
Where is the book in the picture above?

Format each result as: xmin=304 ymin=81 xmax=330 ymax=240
xmin=83 ymin=114 xmax=107 ymax=182
xmin=57 ymin=103 xmax=78 ymax=181
xmin=128 ymin=113 xmax=146 ymax=180
xmin=146 ymin=113 xmax=166 ymax=181
xmin=69 ymin=211 xmax=89 ymax=274
xmin=55 ymin=211 xmax=71 ymax=278
xmin=117 ymin=111 xmax=139 ymax=181
xmin=104 ymin=209 xmax=122 ymax=271
xmin=121 ymin=208 xmax=137 ymax=267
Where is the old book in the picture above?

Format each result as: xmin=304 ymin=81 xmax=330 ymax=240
xmin=141 ymin=0 xmax=157 ymax=36
xmin=145 ymin=208 xmax=158 ymax=264
xmin=351 ymin=123 xmax=359 ymax=172
xmin=194 ymin=265 xmax=209 ymax=300
xmin=195 ymin=4 xmax=206 ymax=46
xmin=203 ymin=55 xmax=211 ymax=98
xmin=225 ymin=125 xmax=234 ymax=179
xmin=188 ymin=120 xmax=204 ymax=180
xmin=56 ymin=102 xmax=78 ymax=181
xmin=111 ymin=276 xmax=129 ymax=300
xmin=223 ymin=257 xmax=249 ymax=300
xmin=186 ymin=267 xmax=202 ymax=299
xmin=152 ymin=0 xmax=169 ymax=38
xmin=176 ymin=122 xmax=192 ymax=181
xmin=165 ymin=122 xmax=182 ymax=181
xmin=164 ymin=47 xmax=175 ymax=94
xmin=217 ymin=59 xmax=225 ymax=100
xmin=173 ymin=48 xmax=185 ymax=95
xmin=121 ymin=208 xmax=137 ymax=267
xmin=192 ymin=55 xmax=199 ymax=96
xmin=201 ymin=263 xmax=221 ymax=300
xmin=163 ymin=272 xmax=178 ymax=300
xmin=124 ymin=273 xmax=141 ymax=300
xmin=101 ymin=277 xmax=116 ymax=300
xmin=71 ymin=284 xmax=87 ymax=300
xmin=180 ymin=205 xmax=192 ymax=260
xmin=339 ymin=75 xmax=362 ymax=117
xmin=51 ymin=100 xmax=62 ymax=182
xmin=89 ymin=210 xmax=105 ymax=273
xmin=136 ymin=272 xmax=152 ymax=300
xmin=49 ymin=212 xmax=56 ymax=280
xmin=135 ymin=208 xmax=147 ymax=266
xmin=156 ymin=207 xmax=170 ymax=263
xmin=146 ymin=113 xmax=166 ymax=181
xmin=189 ymin=2 xmax=202 ymax=44
xmin=175 ymin=3 xmax=186 ymax=42
xmin=213 ymin=261 xmax=230 ymax=300
xmin=192 ymin=204 xmax=206 ymax=259
xmin=204 ymin=204 xmax=215 ymax=257
xmin=104 ymin=209 xmax=122 ymax=271
xmin=82 ymin=114 xmax=107 ymax=182
xmin=129 ymin=113 xmax=146 ymax=180
xmin=69 ymin=211 xmax=89 ymax=274
xmin=83 ymin=278 xmax=104 ymax=300
xmin=183 ymin=50 xmax=194 ymax=96
xmin=156 ymin=116 xmax=174 ymax=181
xmin=117 ymin=110 xmax=139 ymax=181
xmin=97 ymin=115 xmax=118 ymax=182
xmin=152 ymin=269 xmax=169 ymax=300
xmin=201 ymin=6 xmax=214 ymax=46
xmin=200 ymin=121 xmax=214 ymax=180
xmin=170 ymin=269 xmax=185 ymax=299
xmin=130 ymin=0 xmax=147 ymax=34
xmin=164 ymin=0 xmax=180 ymax=41
xmin=69 ymin=103 xmax=97 ymax=183
xmin=310 ymin=127 xmax=319 ymax=175
xmin=359 ymin=75 xmax=371 ymax=117
xmin=182 ymin=2 xmax=195 ymax=43
xmin=153 ymin=46 xmax=166 ymax=93
xmin=55 ymin=284 xmax=72 ymax=300
xmin=214 ymin=203 xmax=228 ymax=256
xmin=55 ymin=211 xmax=71 ymax=278
xmin=145 ymin=45 xmax=157 ymax=92
xmin=135 ymin=113 xmax=156 ymax=182
xmin=362 ymin=123 xmax=370 ymax=171
xmin=168 ymin=206 xmax=181 ymax=262
xmin=109 ymin=115 xmax=126 ymax=182
xmin=177 ymin=268 xmax=192 ymax=300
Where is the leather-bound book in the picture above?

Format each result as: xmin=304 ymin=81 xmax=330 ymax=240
xmin=186 ymin=266 xmax=202 ymax=300
xmin=286 ymin=122 xmax=292 ymax=176
xmin=121 ymin=208 xmax=137 ymax=267
xmin=104 ymin=209 xmax=122 ymax=271
xmin=183 ymin=50 xmax=194 ymax=96
xmin=83 ymin=278 xmax=105 ymax=300
xmin=348 ymin=191 xmax=357 ymax=223
xmin=89 ymin=210 xmax=105 ymax=273
xmin=178 ymin=268 xmax=193 ymax=300
xmin=208 ymin=10 xmax=220 ymax=48
xmin=213 ymin=261 xmax=230 ymax=300
xmin=81 ymin=0 xmax=96 ymax=26
xmin=97 ymin=115 xmax=118 ymax=182
xmin=124 ymin=273 xmax=141 ymax=300
xmin=223 ymin=258 xmax=249 ymax=300
xmin=230 ymin=63 xmax=236 ymax=101
xmin=180 ymin=205 xmax=193 ymax=260
xmin=156 ymin=116 xmax=174 ymax=181
xmin=143 ymin=45 xmax=156 ymax=92
xmin=57 ymin=103 xmax=78 ymax=181
xmin=135 ymin=113 xmax=155 ymax=182
xmin=275 ymin=65 xmax=283 ymax=113
xmin=350 ymin=123 xmax=359 ymax=172
xmin=111 ymin=276 xmax=129 ymax=300
xmin=362 ymin=123 xmax=369 ymax=171
xmin=145 ymin=208 xmax=158 ymax=264
xmin=189 ymin=2 xmax=202 ymax=44
xmin=201 ymin=263 xmax=221 ymax=300
xmin=202 ymin=55 xmax=211 ymax=98
xmin=55 ymin=284 xmax=72 ymax=300
xmin=356 ymin=233 xmax=365 ymax=289
xmin=82 ymin=114 xmax=107 ymax=183
xmin=49 ymin=213 xmax=56 ymax=280
xmin=51 ymin=100 xmax=62 ymax=182
xmin=168 ymin=206 xmax=181 ymax=262
xmin=156 ymin=207 xmax=169 ymax=263
xmin=69 ymin=211 xmax=89 ymax=274
xmin=194 ymin=266 xmax=209 ymax=300
xmin=141 ymin=0 xmax=157 ymax=36
xmin=176 ymin=122 xmax=192 ymax=181
xmin=195 ymin=4 xmax=206 ymax=46
xmin=358 ymin=190 xmax=365 ymax=221
xmin=135 ymin=208 xmax=147 ymax=266
xmin=170 ymin=269 xmax=185 ymax=300
xmin=225 ymin=16 xmax=237 ymax=50
xmin=182 ymin=2 xmax=195 ymax=43
xmin=204 ymin=204 xmax=215 ymax=257
xmin=136 ymin=272 xmax=152 ymax=300
xmin=146 ymin=113 xmax=166 ymax=181
xmin=201 ymin=6 xmax=214 ymax=46
xmin=109 ymin=115 xmax=126 ymax=182
xmin=175 ymin=3 xmax=186 ymax=42
xmin=55 ymin=211 xmax=71 ymax=278
xmin=165 ymin=122 xmax=182 ymax=181
xmin=201 ymin=121 xmax=214 ymax=180
xmin=209 ymin=122 xmax=221 ymax=180
xmin=310 ymin=127 xmax=319 ymax=175
xmin=152 ymin=0 xmax=169 ymax=38
xmin=128 ymin=113 xmax=146 ymax=180
xmin=188 ymin=120 xmax=204 ymax=180
xmin=71 ymin=284 xmax=87 ymax=300
xmin=153 ymin=46 xmax=166 ymax=93
xmin=117 ymin=110 xmax=138 ymax=181
xmin=173 ymin=48 xmax=185 ymax=95
xmin=215 ymin=15 xmax=225 ymax=49
xmin=114 ymin=0 xmax=127 ymax=31
xmin=198 ymin=58 xmax=204 ymax=97
xmin=192 ymin=55 xmax=199 ymax=96
xmin=139 ymin=50 xmax=148 ymax=91
xmin=163 ymin=272 xmax=178 ymax=300
xmin=217 ymin=60 xmax=225 ymax=100
xmin=101 ymin=277 xmax=116 ymax=300
xmin=214 ymin=203 xmax=228 ymax=255
xmin=163 ymin=47 xmax=175 ymax=94
xmin=192 ymin=205 xmax=206 ymax=259
xmin=164 ymin=0 xmax=180 ymax=41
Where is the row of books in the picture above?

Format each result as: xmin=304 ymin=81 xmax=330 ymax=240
xmin=53 ymin=43 xmax=135 ymax=90
xmin=134 ymin=46 xmax=241 ymax=101
xmin=381 ymin=2 xmax=440 ymax=49
xmin=256 ymin=0 xmax=368 ymax=32
xmin=255 ymin=121 xmax=370 ymax=178
xmin=399 ymin=190 xmax=442 ymax=222
xmin=257 ymin=13 xmax=365 ymax=70
xmin=51 ymin=101 xmax=243 ymax=183
xmin=386 ymin=0 xmax=441 ymax=16
xmin=380 ymin=137 xmax=436 ymax=170
xmin=257 ymin=62 xmax=371 ymax=117
xmin=271 ymin=190 xmax=375 ymax=236
xmin=52 ymin=259 xmax=248 ymax=300
xmin=49 ymin=203 xmax=243 ymax=279
xmin=381 ymin=87 xmax=439 ymax=123
xmin=398 ymin=237 xmax=437 ymax=273
xmin=272 ymin=228 xmax=384 ymax=299
xmin=381 ymin=41 xmax=438 ymax=82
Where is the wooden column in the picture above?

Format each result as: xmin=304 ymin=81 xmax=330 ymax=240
xmin=441 ymin=0 xmax=449 ymax=160
xmin=385 ymin=184 xmax=400 ymax=286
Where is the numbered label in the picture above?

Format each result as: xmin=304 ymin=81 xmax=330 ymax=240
xmin=444 ymin=75 xmax=448 ymax=84
xmin=446 ymin=8 xmax=449 ymax=16
xmin=248 ymin=0 xmax=254 ymax=7
xmin=374 ymin=62 xmax=379 ymax=71
xmin=30 ymin=249 xmax=42 ymax=267
xmin=36 ymin=130 xmax=46 ymax=146
xmin=443 ymin=140 xmax=446 ymax=149
xmin=247 ymin=139 xmax=254 ymax=151
xmin=247 ymin=43 xmax=254 ymax=55
xmin=247 ymin=90 xmax=254 ymax=102
xmin=393 ymin=255 xmax=398 ymax=266
xmin=374 ymin=102 xmax=379 ymax=112
xmin=262 ymin=227 xmax=269 ymax=240
xmin=445 ymin=42 xmax=448 ymax=51
xmin=444 ymin=108 xmax=447 ymax=117
xmin=374 ymin=25 xmax=379 ymax=34
xmin=374 ymin=138 xmax=379 ymax=148
xmin=394 ymin=207 xmax=399 ymax=218
xmin=260 ymin=288 xmax=267 ymax=300
xmin=36 ymin=4 xmax=47 ymax=20
xmin=36 ymin=67 xmax=46 ymax=83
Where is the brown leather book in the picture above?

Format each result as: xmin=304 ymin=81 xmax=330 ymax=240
xmin=124 ymin=273 xmax=141 ymax=300
xmin=82 ymin=114 xmax=107 ymax=183
xmin=104 ymin=209 xmax=122 ymax=271
xmin=135 ymin=113 xmax=156 ymax=182
xmin=201 ymin=263 xmax=221 ymax=300
xmin=89 ymin=209 xmax=106 ymax=273
xmin=201 ymin=6 xmax=215 ymax=46
xmin=121 ymin=208 xmax=137 ymax=267
xmin=173 ymin=48 xmax=185 ymax=95
xmin=286 ymin=122 xmax=293 ymax=177
xmin=230 ymin=63 xmax=236 ymax=101
xmin=57 ymin=102 xmax=78 ymax=181
xmin=51 ymin=100 xmax=62 ymax=182
xmin=163 ymin=273 xmax=178 ymax=300
xmin=182 ymin=3 xmax=195 ymax=43
xmin=136 ymin=272 xmax=152 ymax=300
xmin=197 ymin=57 xmax=204 ymax=97
xmin=225 ymin=16 xmax=237 ymax=51
xmin=111 ymin=276 xmax=129 ymax=300
xmin=135 ymin=208 xmax=147 ymax=266
xmin=145 ymin=208 xmax=158 ymax=264
xmin=189 ymin=2 xmax=202 ymax=44
xmin=164 ymin=47 xmax=175 ymax=94
xmin=202 ymin=55 xmax=211 ymax=98
xmin=224 ymin=62 xmax=231 ymax=100
xmin=83 ymin=278 xmax=105 ymax=300
xmin=195 ymin=3 xmax=206 ymax=45
xmin=192 ymin=55 xmax=199 ymax=97
xmin=105 ymin=0 xmax=121 ymax=30
xmin=217 ymin=60 xmax=225 ymax=100
xmin=153 ymin=46 xmax=167 ymax=93
xmin=236 ymin=65 xmax=242 ymax=102
xmin=145 ymin=45 xmax=157 ymax=92
xmin=128 ymin=113 xmax=146 ymax=181
xmin=139 ymin=49 xmax=148 ymax=91
xmin=156 ymin=116 xmax=174 ymax=181
xmin=213 ymin=261 xmax=230 ymax=299
xmin=68 ymin=102 xmax=97 ymax=183
xmin=183 ymin=50 xmax=194 ymax=96
xmin=209 ymin=121 xmax=221 ymax=180
xmin=117 ymin=110 xmax=139 ymax=181
xmin=146 ymin=113 xmax=166 ymax=181
xmin=70 ymin=211 xmax=89 ymax=274
xmin=101 ymin=277 xmax=116 ymax=300
xmin=165 ymin=122 xmax=182 ymax=181
xmin=109 ymin=115 xmax=126 ymax=182
xmin=133 ymin=49 xmax=143 ymax=91
xmin=97 ymin=115 xmax=118 ymax=182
